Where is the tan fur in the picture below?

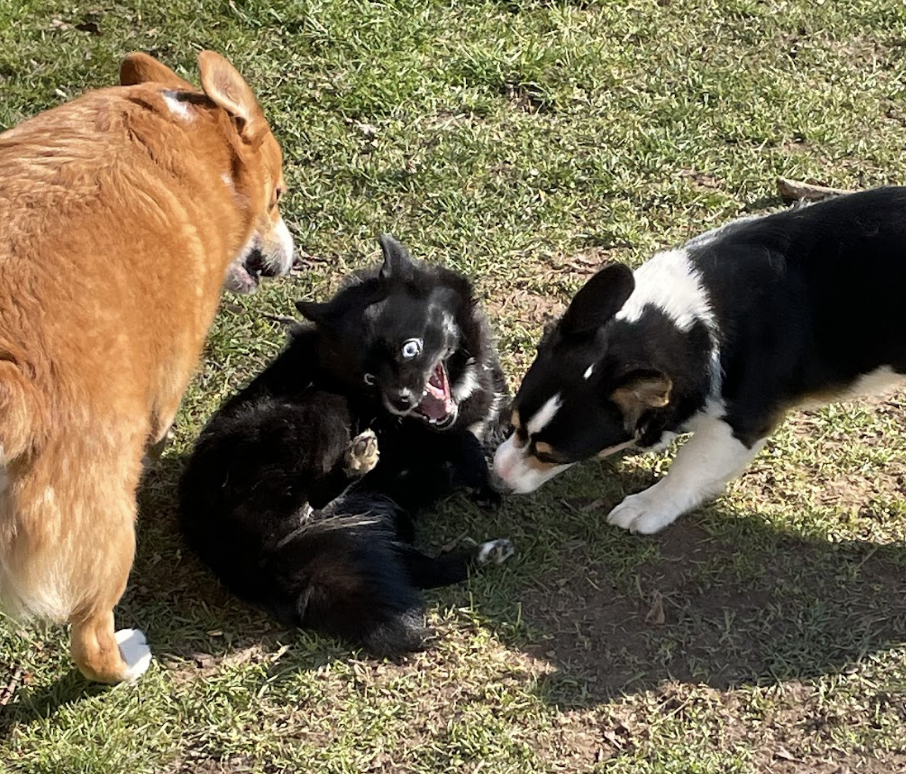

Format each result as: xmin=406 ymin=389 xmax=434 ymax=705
xmin=510 ymin=410 xmax=527 ymax=449
xmin=611 ymin=374 xmax=673 ymax=430
xmin=0 ymin=51 xmax=292 ymax=683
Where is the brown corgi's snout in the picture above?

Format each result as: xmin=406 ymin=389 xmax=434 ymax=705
xmin=227 ymin=209 xmax=295 ymax=294
xmin=245 ymin=136 xmax=295 ymax=284
xmin=223 ymin=140 xmax=296 ymax=294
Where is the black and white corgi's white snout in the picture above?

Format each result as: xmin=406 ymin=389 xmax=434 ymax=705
xmin=493 ymin=262 xmax=675 ymax=495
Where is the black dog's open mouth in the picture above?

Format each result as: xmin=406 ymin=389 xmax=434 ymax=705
xmin=414 ymin=361 xmax=456 ymax=427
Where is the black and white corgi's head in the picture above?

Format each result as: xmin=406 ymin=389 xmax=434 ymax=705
xmin=493 ymin=262 xmax=684 ymax=493
xmin=297 ymin=235 xmax=474 ymax=430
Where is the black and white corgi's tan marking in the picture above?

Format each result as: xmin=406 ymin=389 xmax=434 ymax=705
xmin=495 ymin=187 xmax=906 ymax=533
xmin=179 ymin=235 xmax=512 ymax=655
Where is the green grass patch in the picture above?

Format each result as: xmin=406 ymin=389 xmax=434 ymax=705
xmin=3 ymin=0 xmax=906 ymax=771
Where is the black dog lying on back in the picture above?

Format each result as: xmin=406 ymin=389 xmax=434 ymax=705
xmin=178 ymin=236 xmax=513 ymax=655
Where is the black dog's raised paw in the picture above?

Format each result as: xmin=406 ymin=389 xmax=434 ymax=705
xmin=345 ymin=429 xmax=380 ymax=477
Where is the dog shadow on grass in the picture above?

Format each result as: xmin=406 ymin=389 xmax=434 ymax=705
xmin=479 ymin=462 xmax=906 ymax=709
xmin=0 ymin=452 xmax=330 ymax=734
xmin=6 ymin=450 xmax=906 ymax=730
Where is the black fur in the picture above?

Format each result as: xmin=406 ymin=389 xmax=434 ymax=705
xmin=178 ymin=235 xmax=511 ymax=655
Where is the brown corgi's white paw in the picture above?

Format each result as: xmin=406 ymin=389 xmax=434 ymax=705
xmin=116 ymin=628 xmax=152 ymax=682
xmin=345 ymin=429 xmax=380 ymax=476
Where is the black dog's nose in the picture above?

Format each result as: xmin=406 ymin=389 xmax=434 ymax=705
xmin=393 ymin=391 xmax=413 ymax=410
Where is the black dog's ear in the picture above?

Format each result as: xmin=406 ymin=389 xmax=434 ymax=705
xmin=378 ymin=234 xmax=415 ymax=281
xmin=560 ymin=263 xmax=635 ymax=337
xmin=609 ymin=369 xmax=672 ymax=429
xmin=295 ymin=300 xmax=332 ymax=327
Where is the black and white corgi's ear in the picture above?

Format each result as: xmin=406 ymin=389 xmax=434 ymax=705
xmin=378 ymin=234 xmax=415 ymax=281
xmin=295 ymin=299 xmax=332 ymax=327
xmin=609 ymin=369 xmax=672 ymax=429
xmin=560 ymin=263 xmax=635 ymax=337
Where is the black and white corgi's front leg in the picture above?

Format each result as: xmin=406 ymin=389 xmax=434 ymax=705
xmin=607 ymin=404 xmax=769 ymax=534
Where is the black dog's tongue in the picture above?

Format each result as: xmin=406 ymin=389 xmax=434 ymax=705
xmin=417 ymin=362 xmax=453 ymax=421
xmin=418 ymin=394 xmax=448 ymax=420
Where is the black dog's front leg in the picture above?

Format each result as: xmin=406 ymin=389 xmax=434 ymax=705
xmin=308 ymin=427 xmax=380 ymax=508
xmin=442 ymin=430 xmax=500 ymax=508
xmin=221 ymin=391 xmax=370 ymax=512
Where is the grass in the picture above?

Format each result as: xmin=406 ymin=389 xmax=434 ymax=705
xmin=3 ymin=0 xmax=906 ymax=771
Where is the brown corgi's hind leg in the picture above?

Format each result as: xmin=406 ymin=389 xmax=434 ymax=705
xmin=68 ymin=487 xmax=151 ymax=683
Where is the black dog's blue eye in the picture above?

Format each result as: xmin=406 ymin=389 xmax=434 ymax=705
xmin=401 ymin=338 xmax=422 ymax=359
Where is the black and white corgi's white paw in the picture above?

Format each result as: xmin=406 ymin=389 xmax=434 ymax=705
xmin=606 ymin=489 xmax=681 ymax=535
xmin=345 ymin=429 xmax=380 ymax=476
xmin=476 ymin=538 xmax=515 ymax=565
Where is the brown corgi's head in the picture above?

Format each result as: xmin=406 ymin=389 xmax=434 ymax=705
xmin=493 ymin=263 xmax=675 ymax=493
xmin=120 ymin=50 xmax=294 ymax=293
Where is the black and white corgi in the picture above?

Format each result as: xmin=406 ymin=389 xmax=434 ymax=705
xmin=178 ymin=235 xmax=513 ymax=655
xmin=494 ymin=187 xmax=906 ymax=534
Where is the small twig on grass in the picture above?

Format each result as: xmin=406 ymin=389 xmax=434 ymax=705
xmin=262 ymin=313 xmax=298 ymax=327
xmin=776 ymin=177 xmax=854 ymax=203
xmin=0 ymin=667 xmax=25 ymax=706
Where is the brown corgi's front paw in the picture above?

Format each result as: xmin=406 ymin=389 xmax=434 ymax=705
xmin=345 ymin=429 xmax=380 ymax=476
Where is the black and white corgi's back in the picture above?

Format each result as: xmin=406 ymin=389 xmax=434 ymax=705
xmin=495 ymin=187 xmax=906 ymax=534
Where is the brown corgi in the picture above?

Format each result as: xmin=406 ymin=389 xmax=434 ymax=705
xmin=0 ymin=50 xmax=294 ymax=682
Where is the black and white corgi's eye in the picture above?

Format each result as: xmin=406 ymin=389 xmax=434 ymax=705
xmin=363 ymin=373 xmax=376 ymax=386
xmin=401 ymin=338 xmax=422 ymax=359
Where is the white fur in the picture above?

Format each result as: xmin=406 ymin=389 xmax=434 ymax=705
xmin=616 ymin=249 xmax=714 ymax=333
xmin=441 ymin=312 xmax=459 ymax=341
xmin=798 ymin=365 xmax=905 ymax=410
xmin=162 ymin=91 xmax=192 ymax=122
xmin=270 ymin=216 xmax=295 ymax=275
xmin=608 ymin=408 xmax=763 ymax=534
xmin=492 ymin=435 xmax=573 ymax=494
xmin=220 ymin=173 xmax=235 ymax=191
xmin=468 ymin=389 xmax=505 ymax=440
xmin=116 ymin=628 xmax=152 ymax=682
xmin=452 ymin=361 xmax=481 ymax=403
xmin=476 ymin=539 xmax=516 ymax=565
xmin=849 ymin=365 xmax=905 ymax=395
xmin=583 ymin=363 xmax=595 ymax=380
xmin=526 ymin=394 xmax=562 ymax=435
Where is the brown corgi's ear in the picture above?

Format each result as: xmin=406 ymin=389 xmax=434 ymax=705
xmin=610 ymin=369 xmax=672 ymax=429
xmin=378 ymin=234 xmax=416 ymax=282
xmin=120 ymin=52 xmax=195 ymax=90
xmin=197 ymin=50 xmax=267 ymax=145
xmin=560 ymin=263 xmax=634 ymax=337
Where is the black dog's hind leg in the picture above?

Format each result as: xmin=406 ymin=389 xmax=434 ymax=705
xmin=400 ymin=539 xmax=515 ymax=590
